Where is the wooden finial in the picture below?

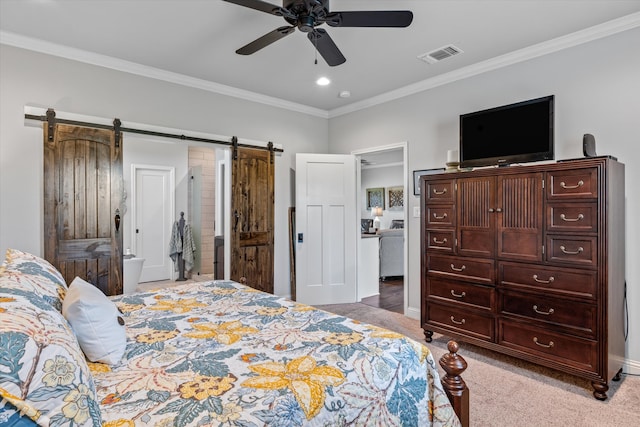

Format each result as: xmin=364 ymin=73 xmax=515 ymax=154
xmin=439 ymin=340 xmax=469 ymax=427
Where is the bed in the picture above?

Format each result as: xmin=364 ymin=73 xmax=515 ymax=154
xmin=1 ymin=249 xmax=468 ymax=426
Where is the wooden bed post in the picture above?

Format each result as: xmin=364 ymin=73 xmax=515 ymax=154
xmin=439 ymin=340 xmax=470 ymax=427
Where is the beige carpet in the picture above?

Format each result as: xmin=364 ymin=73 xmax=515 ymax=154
xmin=315 ymin=302 xmax=640 ymax=427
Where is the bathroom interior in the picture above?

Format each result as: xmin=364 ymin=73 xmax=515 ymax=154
xmin=121 ymin=136 xmax=226 ymax=294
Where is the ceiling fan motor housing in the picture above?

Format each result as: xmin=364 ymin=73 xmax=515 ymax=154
xmin=283 ymin=0 xmax=329 ymax=12
xmin=283 ymin=0 xmax=330 ymax=32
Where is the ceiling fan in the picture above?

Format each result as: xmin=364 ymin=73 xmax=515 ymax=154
xmin=222 ymin=0 xmax=413 ymax=66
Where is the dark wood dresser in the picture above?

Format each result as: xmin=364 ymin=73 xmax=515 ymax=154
xmin=420 ymin=157 xmax=625 ymax=400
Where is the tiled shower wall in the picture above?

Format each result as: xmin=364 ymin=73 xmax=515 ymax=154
xmin=188 ymin=146 xmax=216 ymax=275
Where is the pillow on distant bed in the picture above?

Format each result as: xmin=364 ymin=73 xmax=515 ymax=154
xmin=0 ymin=280 xmax=102 ymax=426
xmin=62 ymin=277 xmax=126 ymax=365
xmin=1 ymin=248 xmax=67 ymax=311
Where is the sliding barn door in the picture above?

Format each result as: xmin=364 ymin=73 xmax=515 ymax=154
xmin=44 ymin=122 xmax=123 ymax=295
xmin=230 ymin=146 xmax=274 ymax=293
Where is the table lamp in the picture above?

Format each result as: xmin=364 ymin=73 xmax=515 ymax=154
xmin=372 ymin=206 xmax=383 ymax=230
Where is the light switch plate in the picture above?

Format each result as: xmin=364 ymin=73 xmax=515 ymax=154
xmin=413 ymin=206 xmax=420 ymax=218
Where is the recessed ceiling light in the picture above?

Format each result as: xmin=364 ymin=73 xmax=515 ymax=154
xmin=316 ymin=77 xmax=331 ymax=86
xmin=339 ymin=90 xmax=351 ymax=98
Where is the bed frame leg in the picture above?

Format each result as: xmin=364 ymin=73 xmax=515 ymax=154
xmin=439 ymin=340 xmax=469 ymax=427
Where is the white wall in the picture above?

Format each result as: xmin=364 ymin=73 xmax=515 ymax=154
xmin=0 ymin=44 xmax=329 ymax=297
xmin=329 ymin=28 xmax=640 ymax=372
xmin=361 ymin=165 xmax=404 ymax=229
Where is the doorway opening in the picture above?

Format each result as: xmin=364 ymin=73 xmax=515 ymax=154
xmin=124 ymin=137 xmax=231 ymax=293
xmin=352 ymin=143 xmax=408 ymax=315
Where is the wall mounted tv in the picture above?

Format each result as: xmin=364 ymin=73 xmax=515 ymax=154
xmin=459 ymin=95 xmax=554 ymax=168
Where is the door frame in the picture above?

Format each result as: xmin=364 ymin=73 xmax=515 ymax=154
xmin=351 ymin=142 xmax=409 ymax=315
xmin=130 ymin=163 xmax=175 ymax=280
xmin=216 ymin=147 xmax=232 ymax=280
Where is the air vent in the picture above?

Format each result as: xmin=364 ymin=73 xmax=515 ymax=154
xmin=417 ymin=44 xmax=463 ymax=64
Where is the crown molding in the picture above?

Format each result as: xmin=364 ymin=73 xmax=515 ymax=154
xmin=3 ymin=11 xmax=639 ymax=121
xmin=328 ymin=12 xmax=640 ymax=118
xmin=0 ymin=30 xmax=329 ymax=119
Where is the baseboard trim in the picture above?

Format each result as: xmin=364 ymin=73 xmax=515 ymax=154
xmin=406 ymin=306 xmax=420 ymax=320
xmin=624 ymin=358 xmax=640 ymax=376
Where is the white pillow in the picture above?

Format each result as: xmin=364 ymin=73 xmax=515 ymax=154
xmin=62 ymin=276 xmax=126 ymax=365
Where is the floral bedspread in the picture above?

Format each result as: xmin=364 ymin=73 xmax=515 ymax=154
xmin=94 ymin=281 xmax=460 ymax=427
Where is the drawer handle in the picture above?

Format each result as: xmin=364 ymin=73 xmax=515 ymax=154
xmin=560 ymin=180 xmax=584 ymax=189
xmin=450 ymin=290 xmax=466 ymax=298
xmin=532 ymin=274 xmax=555 ymax=284
xmin=560 ymin=213 xmax=584 ymax=222
xmin=533 ymin=337 xmax=554 ymax=348
xmin=533 ymin=305 xmax=555 ymax=316
xmin=450 ymin=264 xmax=466 ymax=272
xmin=433 ymin=237 xmax=447 ymax=244
xmin=560 ymin=245 xmax=584 ymax=255
xmin=433 ymin=188 xmax=447 ymax=195
xmin=450 ymin=316 xmax=465 ymax=325
xmin=432 ymin=212 xmax=448 ymax=220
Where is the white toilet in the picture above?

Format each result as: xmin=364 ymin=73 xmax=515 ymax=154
xmin=123 ymin=257 xmax=145 ymax=294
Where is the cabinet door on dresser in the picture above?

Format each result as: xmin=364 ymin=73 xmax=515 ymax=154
xmin=496 ymin=173 xmax=544 ymax=262
xmin=456 ymin=176 xmax=496 ymax=258
xmin=456 ymin=172 xmax=543 ymax=261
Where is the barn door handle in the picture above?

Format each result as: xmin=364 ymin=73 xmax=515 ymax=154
xmin=114 ymin=209 xmax=121 ymax=232
xmin=234 ymin=210 xmax=240 ymax=232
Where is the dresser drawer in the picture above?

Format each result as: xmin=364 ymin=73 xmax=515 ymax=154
xmin=426 ymin=229 xmax=455 ymax=252
xmin=547 ymin=202 xmax=597 ymax=233
xmin=426 ymin=205 xmax=455 ymax=228
xmin=547 ymin=167 xmax=598 ymax=199
xmin=499 ymin=262 xmax=597 ymax=300
xmin=427 ymin=277 xmax=494 ymax=310
xmin=426 ymin=302 xmax=494 ymax=341
xmin=499 ymin=320 xmax=597 ymax=373
xmin=425 ymin=180 xmax=455 ymax=203
xmin=500 ymin=290 xmax=596 ymax=338
xmin=546 ymin=235 xmax=597 ymax=268
xmin=427 ymin=254 xmax=495 ymax=285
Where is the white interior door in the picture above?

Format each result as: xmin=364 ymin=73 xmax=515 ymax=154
xmin=132 ymin=165 xmax=175 ymax=282
xmin=295 ymin=154 xmax=357 ymax=305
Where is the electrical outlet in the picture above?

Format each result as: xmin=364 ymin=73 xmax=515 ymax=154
xmin=413 ymin=206 xmax=420 ymax=218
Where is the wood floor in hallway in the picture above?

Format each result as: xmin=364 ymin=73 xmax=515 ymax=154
xmin=360 ymin=277 xmax=404 ymax=314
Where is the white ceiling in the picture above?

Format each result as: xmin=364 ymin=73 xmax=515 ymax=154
xmin=1 ymin=1 xmax=640 ymax=117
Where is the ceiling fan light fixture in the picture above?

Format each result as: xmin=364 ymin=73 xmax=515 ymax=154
xmin=316 ymin=77 xmax=331 ymax=86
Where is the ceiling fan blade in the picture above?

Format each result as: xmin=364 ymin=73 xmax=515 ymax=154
xmin=236 ymin=26 xmax=295 ymax=55
xmin=308 ymin=29 xmax=346 ymax=67
xmin=326 ymin=10 xmax=413 ymax=27
xmin=222 ymin=0 xmax=285 ymax=16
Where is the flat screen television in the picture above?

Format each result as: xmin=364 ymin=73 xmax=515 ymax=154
xmin=459 ymin=95 xmax=554 ymax=168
